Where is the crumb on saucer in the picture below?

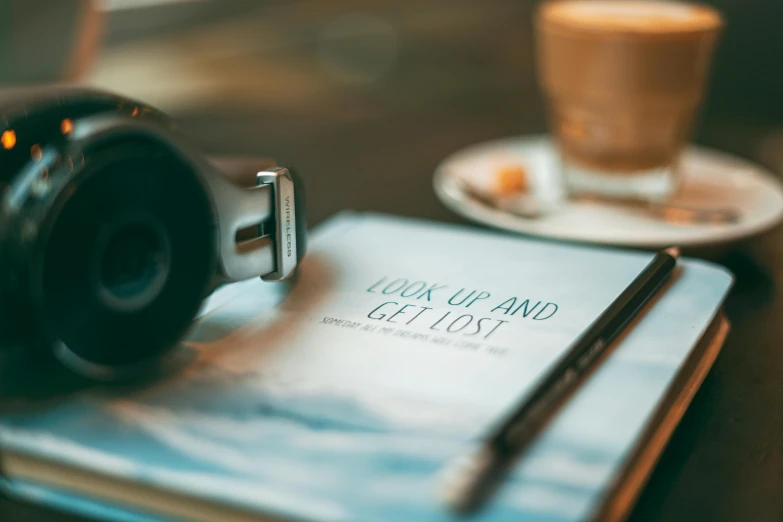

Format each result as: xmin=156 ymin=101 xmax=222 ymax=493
xmin=496 ymin=164 xmax=529 ymax=196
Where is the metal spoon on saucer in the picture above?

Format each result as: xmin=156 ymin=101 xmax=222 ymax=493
xmin=454 ymin=178 xmax=741 ymax=225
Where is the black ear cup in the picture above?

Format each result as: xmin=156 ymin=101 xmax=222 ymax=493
xmin=0 ymin=88 xmax=307 ymax=379
xmin=0 ymin=91 xmax=217 ymax=374
xmin=37 ymin=136 xmax=217 ymax=369
xmin=0 ymin=90 xmax=145 ymax=354
xmin=0 ymin=91 xmax=147 ymax=353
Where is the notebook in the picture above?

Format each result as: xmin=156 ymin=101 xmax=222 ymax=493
xmin=0 ymin=212 xmax=733 ymax=522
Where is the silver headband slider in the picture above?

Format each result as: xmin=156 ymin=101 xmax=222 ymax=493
xmin=257 ymin=167 xmax=298 ymax=281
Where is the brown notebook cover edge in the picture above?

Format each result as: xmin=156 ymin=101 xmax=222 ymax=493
xmin=590 ymin=311 xmax=730 ymax=522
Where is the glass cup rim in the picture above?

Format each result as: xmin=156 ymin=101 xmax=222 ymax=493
xmin=537 ymin=0 xmax=724 ymax=40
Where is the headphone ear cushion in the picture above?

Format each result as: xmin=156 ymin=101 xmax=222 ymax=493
xmin=38 ymin=136 xmax=218 ymax=373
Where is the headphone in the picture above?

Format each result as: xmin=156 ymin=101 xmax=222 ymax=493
xmin=0 ymin=88 xmax=306 ymax=381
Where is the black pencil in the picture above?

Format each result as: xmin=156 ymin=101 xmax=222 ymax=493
xmin=438 ymin=246 xmax=680 ymax=514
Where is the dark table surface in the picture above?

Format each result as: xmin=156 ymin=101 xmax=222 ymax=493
xmin=4 ymin=1 xmax=783 ymax=521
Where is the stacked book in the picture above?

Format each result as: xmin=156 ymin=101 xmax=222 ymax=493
xmin=0 ymin=212 xmax=731 ymax=522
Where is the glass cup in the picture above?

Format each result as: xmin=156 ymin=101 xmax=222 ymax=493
xmin=536 ymin=0 xmax=723 ymax=202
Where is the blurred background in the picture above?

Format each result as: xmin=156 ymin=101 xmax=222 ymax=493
xmin=5 ymin=0 xmax=783 ymax=228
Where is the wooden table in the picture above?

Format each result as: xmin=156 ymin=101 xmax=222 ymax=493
xmin=4 ymin=1 xmax=783 ymax=520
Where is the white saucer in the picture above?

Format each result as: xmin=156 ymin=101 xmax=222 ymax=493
xmin=433 ymin=135 xmax=783 ymax=249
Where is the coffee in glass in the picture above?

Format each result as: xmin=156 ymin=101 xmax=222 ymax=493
xmin=536 ymin=0 xmax=723 ymax=202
